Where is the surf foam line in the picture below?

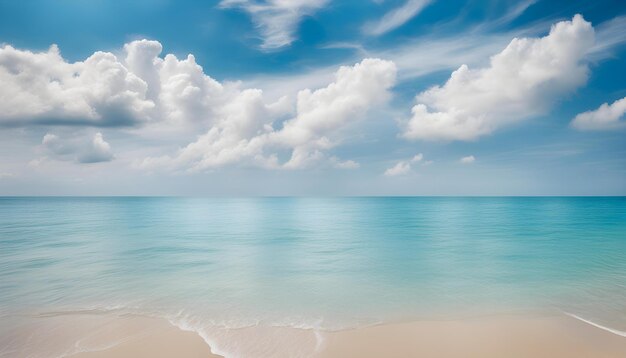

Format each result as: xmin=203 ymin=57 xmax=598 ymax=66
xmin=165 ymin=319 xmax=228 ymax=358
xmin=564 ymin=312 xmax=626 ymax=338
xmin=166 ymin=316 xmax=330 ymax=358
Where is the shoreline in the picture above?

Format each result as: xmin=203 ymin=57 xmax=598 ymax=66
xmin=564 ymin=312 xmax=626 ymax=337
xmin=4 ymin=312 xmax=625 ymax=357
xmin=67 ymin=315 xmax=221 ymax=358
xmin=316 ymin=314 xmax=626 ymax=358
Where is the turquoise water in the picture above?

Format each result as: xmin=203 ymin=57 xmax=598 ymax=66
xmin=1 ymin=197 xmax=625 ymax=355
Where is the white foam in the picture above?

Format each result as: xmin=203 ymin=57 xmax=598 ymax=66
xmin=166 ymin=315 xmax=327 ymax=358
xmin=565 ymin=312 xmax=626 ymax=338
xmin=167 ymin=317 xmax=231 ymax=358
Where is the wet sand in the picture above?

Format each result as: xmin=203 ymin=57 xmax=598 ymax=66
xmin=5 ymin=313 xmax=626 ymax=357
xmin=316 ymin=315 xmax=626 ymax=358
xmin=65 ymin=315 xmax=221 ymax=358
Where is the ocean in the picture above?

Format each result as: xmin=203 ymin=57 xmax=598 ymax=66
xmin=1 ymin=197 xmax=625 ymax=356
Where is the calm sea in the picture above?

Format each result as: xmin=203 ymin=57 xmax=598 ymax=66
xmin=1 ymin=197 xmax=625 ymax=356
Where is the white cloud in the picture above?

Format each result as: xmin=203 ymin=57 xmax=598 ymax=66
xmin=384 ymin=153 xmax=425 ymax=176
xmin=411 ymin=153 xmax=423 ymax=162
xmin=81 ymin=133 xmax=115 ymax=163
xmin=476 ymin=0 xmax=537 ymax=31
xmin=331 ymin=157 xmax=360 ymax=169
xmin=460 ymin=155 xmax=475 ymax=164
xmin=141 ymin=58 xmax=397 ymax=172
xmin=401 ymin=15 xmax=595 ymax=141
xmin=244 ymin=15 xmax=625 ymax=111
xmin=384 ymin=160 xmax=411 ymax=176
xmin=571 ymin=96 xmax=626 ymax=131
xmin=42 ymin=133 xmax=72 ymax=156
xmin=140 ymin=89 xmax=291 ymax=171
xmin=0 ymin=44 xmax=154 ymax=126
xmin=272 ymin=58 xmax=397 ymax=168
xmin=0 ymin=39 xmax=266 ymax=134
xmin=219 ymin=0 xmax=329 ymax=50
xmin=590 ymin=15 xmax=626 ymax=59
xmin=0 ymin=39 xmax=394 ymax=172
xmin=41 ymin=132 xmax=114 ymax=164
xmin=365 ymin=0 xmax=433 ymax=36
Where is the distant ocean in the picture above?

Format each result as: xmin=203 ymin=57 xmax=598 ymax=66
xmin=1 ymin=197 xmax=625 ymax=356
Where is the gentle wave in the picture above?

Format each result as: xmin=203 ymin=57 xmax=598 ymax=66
xmin=2 ymin=197 xmax=626 ymax=356
xmin=565 ymin=312 xmax=626 ymax=338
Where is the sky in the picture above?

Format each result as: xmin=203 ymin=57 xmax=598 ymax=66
xmin=0 ymin=0 xmax=625 ymax=196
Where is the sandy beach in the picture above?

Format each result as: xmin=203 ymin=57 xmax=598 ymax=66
xmin=67 ymin=316 xmax=220 ymax=358
xmin=16 ymin=313 xmax=620 ymax=357
xmin=316 ymin=315 xmax=626 ymax=358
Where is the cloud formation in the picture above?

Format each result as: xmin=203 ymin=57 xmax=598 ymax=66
xmin=384 ymin=161 xmax=411 ymax=176
xmin=0 ymin=40 xmax=239 ymax=129
xmin=141 ymin=58 xmax=397 ymax=171
xmin=384 ymin=153 xmax=424 ymax=176
xmin=219 ymin=0 xmax=329 ymax=50
xmin=402 ymin=15 xmax=595 ymax=141
xmin=365 ymin=0 xmax=433 ymax=36
xmin=331 ymin=157 xmax=360 ymax=169
xmin=0 ymin=39 xmax=397 ymax=171
xmin=571 ymin=96 xmax=626 ymax=131
xmin=42 ymin=132 xmax=114 ymax=164
xmin=459 ymin=155 xmax=475 ymax=164
xmin=0 ymin=44 xmax=154 ymax=126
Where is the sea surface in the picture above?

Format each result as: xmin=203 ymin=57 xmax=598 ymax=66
xmin=1 ymin=197 xmax=625 ymax=356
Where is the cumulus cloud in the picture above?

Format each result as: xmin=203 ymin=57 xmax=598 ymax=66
xmin=0 ymin=39 xmax=253 ymax=132
xmin=41 ymin=132 xmax=114 ymax=164
xmin=219 ymin=0 xmax=329 ymax=50
xmin=402 ymin=15 xmax=595 ymax=141
xmin=365 ymin=0 xmax=433 ymax=36
xmin=1 ymin=40 xmax=395 ymax=172
xmin=384 ymin=160 xmax=411 ymax=176
xmin=272 ymin=58 xmax=397 ymax=168
xmin=571 ymin=96 xmax=626 ymax=131
xmin=141 ymin=58 xmax=397 ymax=171
xmin=81 ymin=133 xmax=115 ymax=163
xmin=0 ymin=44 xmax=154 ymax=126
xmin=384 ymin=153 xmax=426 ymax=176
xmin=460 ymin=155 xmax=475 ymax=164
xmin=140 ymin=89 xmax=291 ymax=171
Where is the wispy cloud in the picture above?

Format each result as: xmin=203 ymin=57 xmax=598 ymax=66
xmin=251 ymin=12 xmax=572 ymax=97
xmin=246 ymin=30 xmax=526 ymax=101
xmin=475 ymin=0 xmax=537 ymax=31
xmin=219 ymin=0 xmax=329 ymax=50
xmin=590 ymin=15 xmax=626 ymax=60
xmin=364 ymin=0 xmax=434 ymax=36
xmin=243 ymin=12 xmax=626 ymax=127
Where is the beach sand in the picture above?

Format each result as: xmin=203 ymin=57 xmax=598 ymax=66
xmin=316 ymin=315 xmax=626 ymax=358
xmin=9 ymin=313 xmax=626 ymax=357
xmin=66 ymin=315 xmax=221 ymax=358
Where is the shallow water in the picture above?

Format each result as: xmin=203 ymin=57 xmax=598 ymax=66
xmin=1 ymin=197 xmax=625 ymax=356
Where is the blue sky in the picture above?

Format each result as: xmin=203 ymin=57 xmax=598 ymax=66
xmin=0 ymin=0 xmax=625 ymax=195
